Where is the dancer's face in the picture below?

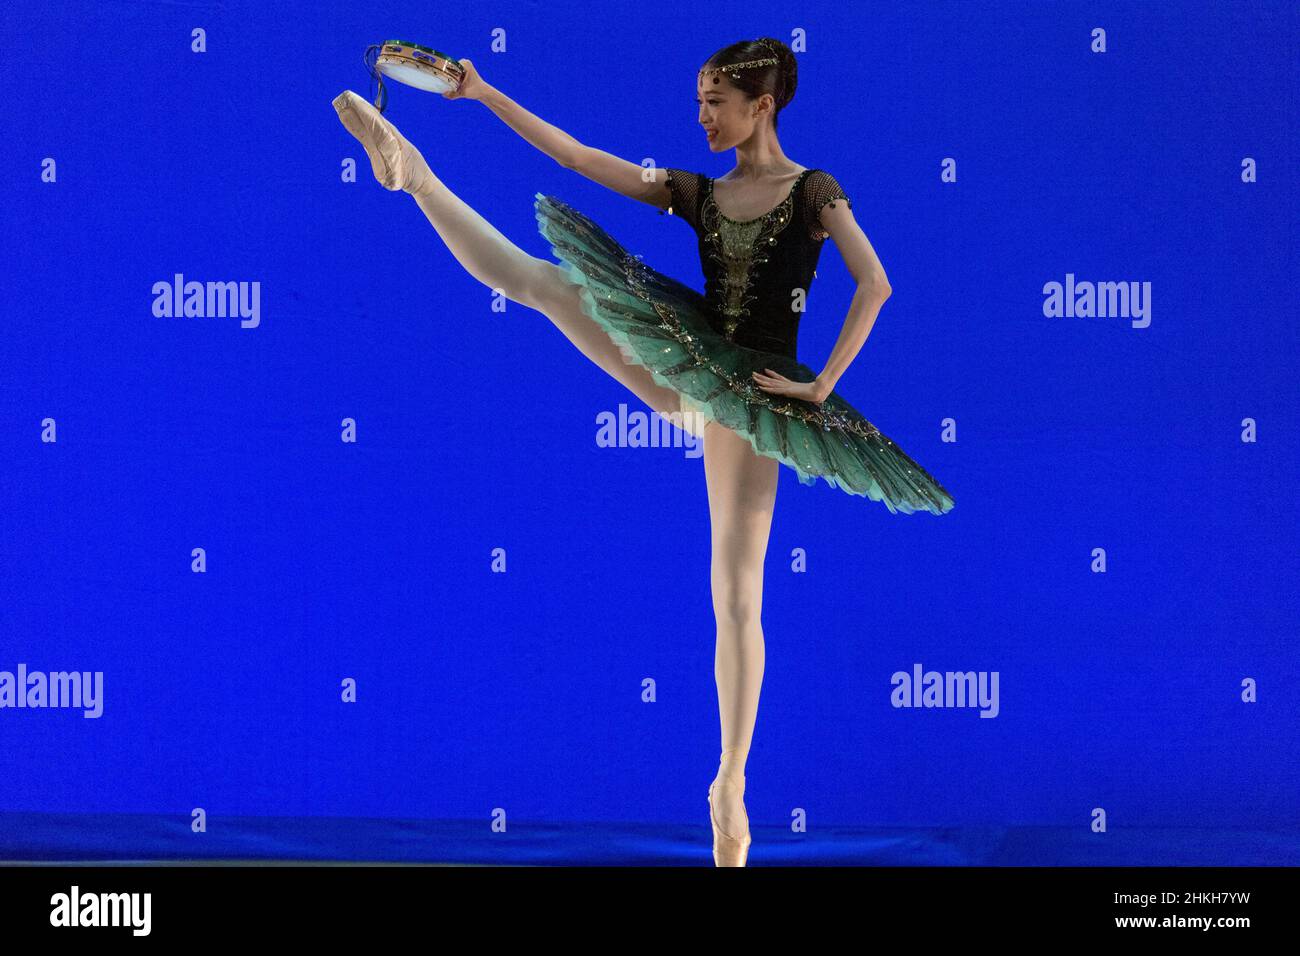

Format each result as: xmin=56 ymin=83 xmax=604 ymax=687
xmin=696 ymin=74 xmax=773 ymax=152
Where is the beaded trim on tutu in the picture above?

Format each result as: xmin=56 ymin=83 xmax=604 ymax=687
xmin=534 ymin=193 xmax=954 ymax=516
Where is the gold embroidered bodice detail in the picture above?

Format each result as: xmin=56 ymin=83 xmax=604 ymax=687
xmin=659 ymin=166 xmax=850 ymax=358
xmin=700 ymin=170 xmax=809 ymax=340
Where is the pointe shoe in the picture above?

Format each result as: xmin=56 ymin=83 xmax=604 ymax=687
xmin=707 ymin=775 xmax=752 ymax=867
xmin=331 ymin=90 xmax=435 ymax=195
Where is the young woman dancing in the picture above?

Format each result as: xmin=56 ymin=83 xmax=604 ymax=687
xmin=333 ymin=36 xmax=953 ymax=867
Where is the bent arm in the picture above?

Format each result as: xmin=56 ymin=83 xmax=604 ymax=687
xmin=814 ymin=203 xmax=893 ymax=396
xmin=478 ymin=85 xmax=667 ymax=207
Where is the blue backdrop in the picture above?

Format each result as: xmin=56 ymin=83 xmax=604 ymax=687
xmin=1 ymin=0 xmax=1297 ymax=865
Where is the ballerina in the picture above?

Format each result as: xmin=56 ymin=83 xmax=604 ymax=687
xmin=333 ymin=36 xmax=953 ymax=867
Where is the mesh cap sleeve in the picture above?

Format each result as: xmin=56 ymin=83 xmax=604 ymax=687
xmin=804 ymin=169 xmax=852 ymax=241
xmin=661 ymin=167 xmax=704 ymax=231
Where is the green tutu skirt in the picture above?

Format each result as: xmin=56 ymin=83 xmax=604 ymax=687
xmin=534 ymin=193 xmax=955 ymax=516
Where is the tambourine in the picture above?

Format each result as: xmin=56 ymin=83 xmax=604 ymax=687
xmin=363 ymin=40 xmax=465 ymax=112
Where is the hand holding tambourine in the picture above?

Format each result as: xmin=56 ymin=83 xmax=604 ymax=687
xmin=441 ymin=59 xmax=488 ymax=101
xmin=368 ymin=41 xmax=484 ymax=109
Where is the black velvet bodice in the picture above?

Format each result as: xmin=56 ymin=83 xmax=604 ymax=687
xmin=661 ymin=167 xmax=851 ymax=360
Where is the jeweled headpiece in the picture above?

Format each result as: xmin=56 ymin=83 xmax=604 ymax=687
xmin=698 ymin=57 xmax=777 ymax=77
xmin=698 ymin=40 xmax=780 ymax=84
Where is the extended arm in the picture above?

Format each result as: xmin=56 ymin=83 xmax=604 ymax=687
xmin=472 ymin=74 xmax=667 ymax=208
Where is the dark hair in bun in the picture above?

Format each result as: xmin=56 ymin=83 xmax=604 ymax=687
xmin=701 ymin=37 xmax=798 ymax=131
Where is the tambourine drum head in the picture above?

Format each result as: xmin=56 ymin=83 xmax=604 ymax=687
xmin=375 ymin=41 xmax=464 ymax=94
xmin=378 ymin=60 xmax=456 ymax=93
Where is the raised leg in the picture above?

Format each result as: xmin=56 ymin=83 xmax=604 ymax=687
xmin=331 ymin=90 xmax=704 ymax=439
xmin=703 ymin=421 xmax=779 ymax=848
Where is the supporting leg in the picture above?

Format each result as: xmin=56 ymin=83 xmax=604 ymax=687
xmin=702 ymin=422 xmax=779 ymax=845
